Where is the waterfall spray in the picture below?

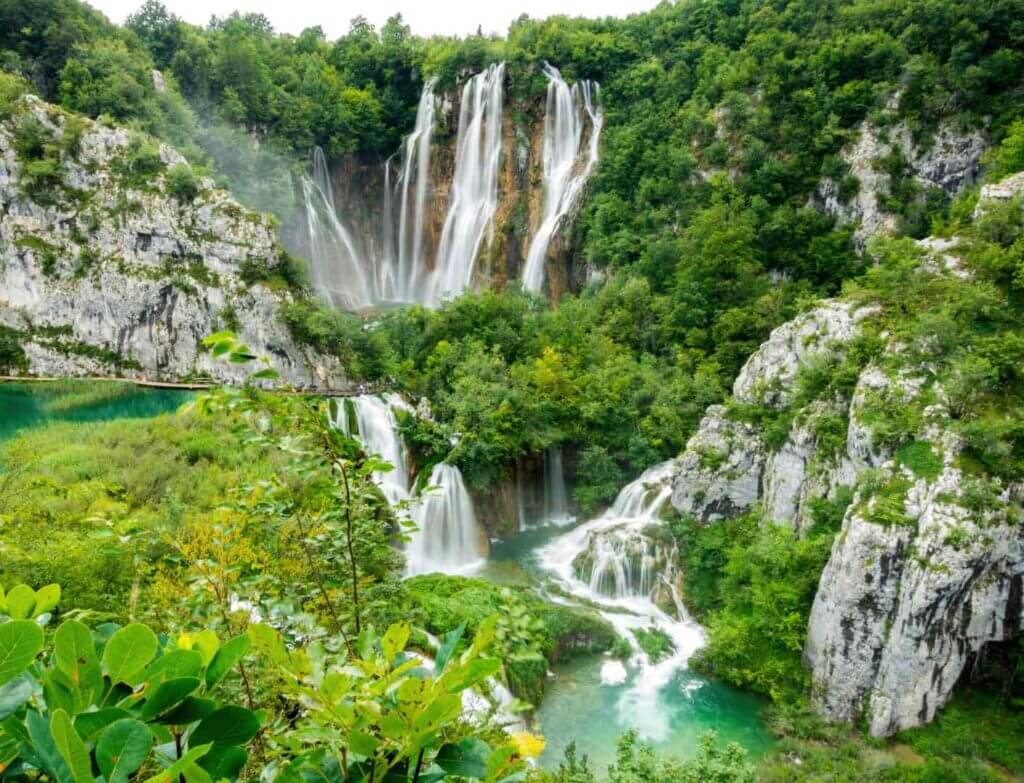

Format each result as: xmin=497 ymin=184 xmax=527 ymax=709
xmin=522 ymin=65 xmax=603 ymax=293
xmin=301 ymin=147 xmax=375 ymax=310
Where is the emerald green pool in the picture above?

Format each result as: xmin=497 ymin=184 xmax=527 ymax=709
xmin=535 ymin=654 xmax=775 ymax=771
xmin=0 ymin=382 xmax=192 ymax=444
xmin=481 ymin=524 xmax=776 ymax=770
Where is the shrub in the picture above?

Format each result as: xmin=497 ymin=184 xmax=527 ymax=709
xmin=0 ymin=325 xmax=28 ymax=373
xmin=165 ymin=161 xmax=200 ymax=201
xmin=0 ymin=71 xmax=29 ymax=118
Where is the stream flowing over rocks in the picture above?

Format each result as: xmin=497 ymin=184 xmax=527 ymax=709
xmin=667 ymin=187 xmax=1024 ymax=734
xmin=0 ymin=96 xmax=346 ymax=388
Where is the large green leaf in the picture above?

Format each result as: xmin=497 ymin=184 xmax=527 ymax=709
xmin=97 ymin=719 xmax=153 ymax=783
xmin=142 ymin=742 xmax=211 ymax=783
xmin=74 ymin=708 xmax=134 ymax=740
xmin=5 ymin=586 xmax=37 ymax=620
xmin=442 ymin=658 xmax=501 ymax=693
xmin=433 ymin=622 xmax=466 ymax=674
xmin=33 ymin=584 xmax=61 ymax=616
xmin=143 ymin=649 xmax=203 ymax=684
xmin=138 ymin=677 xmax=201 ymax=721
xmin=54 ymin=620 xmax=102 ymax=697
xmin=50 ymin=708 xmax=93 ymax=783
xmin=158 ymin=696 xmax=215 ymax=726
xmin=25 ymin=709 xmax=73 ymax=783
xmin=188 ymin=706 xmax=260 ymax=748
xmin=381 ymin=623 xmax=410 ymax=662
xmin=433 ymin=739 xmax=491 ymax=780
xmin=103 ymin=624 xmax=158 ymax=684
xmin=204 ymin=635 xmax=250 ymax=689
xmin=197 ymin=745 xmax=247 ymax=780
xmin=0 ymin=620 xmax=44 ymax=686
xmin=0 ymin=674 xmax=32 ymax=720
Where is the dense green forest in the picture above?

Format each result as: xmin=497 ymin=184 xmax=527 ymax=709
xmin=2 ymin=0 xmax=1024 ymax=781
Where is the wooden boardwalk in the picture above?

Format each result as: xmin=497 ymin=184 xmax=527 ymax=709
xmin=0 ymin=375 xmax=383 ymax=397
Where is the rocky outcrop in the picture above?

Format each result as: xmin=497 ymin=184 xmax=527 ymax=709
xmin=0 ymin=96 xmax=346 ymax=388
xmin=806 ymin=459 xmax=1023 ymax=736
xmin=813 ymin=116 xmax=985 ymax=249
xmin=672 ymin=301 xmax=880 ymax=530
xmin=671 ymin=406 xmax=765 ymax=524
xmin=732 ymin=301 xmax=874 ymax=406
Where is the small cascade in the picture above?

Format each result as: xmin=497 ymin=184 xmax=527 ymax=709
xmin=538 ymin=459 xmax=705 ymax=741
xmin=572 ymin=527 xmax=674 ymax=600
xmin=406 ymin=463 xmax=487 ymax=576
xmin=335 ymin=394 xmax=412 ymax=505
xmin=301 ymin=148 xmax=375 ymax=311
xmin=522 ymin=65 xmax=603 ymax=293
xmin=428 ymin=63 xmax=506 ymax=305
xmin=542 ymin=446 xmax=573 ymax=525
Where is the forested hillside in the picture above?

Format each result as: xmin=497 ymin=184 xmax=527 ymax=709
xmin=1 ymin=0 xmax=1024 ymax=781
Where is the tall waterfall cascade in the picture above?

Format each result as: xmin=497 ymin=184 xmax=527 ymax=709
xmin=301 ymin=63 xmax=600 ymax=310
xmin=332 ymin=395 xmax=485 ymax=576
xmin=538 ymin=459 xmax=705 ymax=741
xmin=406 ymin=462 xmax=487 ymax=576
xmin=427 ymin=63 xmax=506 ymax=305
xmin=387 ymin=79 xmax=437 ymax=304
xmin=301 ymin=147 xmax=375 ymax=311
xmin=522 ymin=65 xmax=603 ymax=293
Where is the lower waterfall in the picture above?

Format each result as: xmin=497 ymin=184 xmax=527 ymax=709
xmin=538 ymin=459 xmax=705 ymax=741
xmin=332 ymin=396 xmax=485 ymax=575
xmin=406 ymin=462 xmax=487 ymax=576
xmin=542 ymin=446 xmax=573 ymax=526
xmin=335 ymin=394 xmax=412 ymax=505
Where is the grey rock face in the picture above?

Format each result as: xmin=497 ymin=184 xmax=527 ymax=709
xmin=0 ymin=97 xmax=346 ymax=389
xmin=732 ymin=301 xmax=874 ymax=407
xmin=670 ymin=260 xmax=1023 ymax=735
xmin=673 ymin=302 xmax=879 ymax=530
xmin=670 ymin=406 xmax=765 ymax=524
xmin=813 ymin=117 xmax=985 ymax=249
xmin=806 ymin=464 xmax=1024 ymax=736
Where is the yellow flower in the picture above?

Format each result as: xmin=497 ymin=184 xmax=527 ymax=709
xmin=510 ymin=731 xmax=546 ymax=760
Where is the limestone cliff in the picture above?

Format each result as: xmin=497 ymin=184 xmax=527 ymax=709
xmin=0 ymin=96 xmax=346 ymax=388
xmin=812 ymin=113 xmax=986 ymax=250
xmin=670 ymin=174 xmax=1024 ymax=736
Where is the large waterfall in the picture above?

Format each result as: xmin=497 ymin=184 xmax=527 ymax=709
xmin=300 ymin=62 xmax=601 ymax=308
xmin=407 ymin=462 xmax=487 ymax=576
xmin=521 ymin=65 xmax=603 ymax=293
xmin=427 ymin=63 xmax=506 ymax=305
xmin=301 ymin=148 xmax=375 ymax=311
xmin=388 ymin=79 xmax=437 ymax=304
xmin=538 ymin=459 xmax=705 ymax=741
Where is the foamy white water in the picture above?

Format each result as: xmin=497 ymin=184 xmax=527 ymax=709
xmin=537 ymin=458 xmax=705 ymax=741
xmin=406 ymin=462 xmax=487 ymax=576
xmin=522 ymin=65 xmax=602 ymax=293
